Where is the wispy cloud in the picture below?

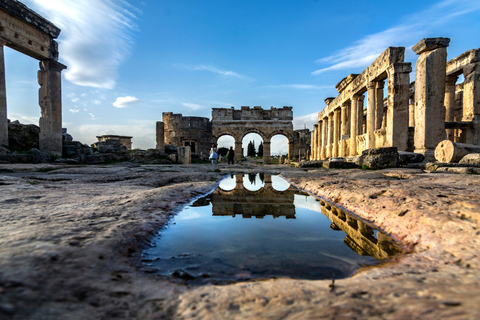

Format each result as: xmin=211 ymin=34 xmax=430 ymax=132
xmin=312 ymin=0 xmax=480 ymax=75
xmin=176 ymin=64 xmax=249 ymax=79
xmin=113 ymin=96 xmax=142 ymax=108
xmin=182 ymin=102 xmax=205 ymax=111
xmin=69 ymin=108 xmax=80 ymax=113
xmin=24 ymin=0 xmax=139 ymax=89
xmin=265 ymin=84 xmax=329 ymax=90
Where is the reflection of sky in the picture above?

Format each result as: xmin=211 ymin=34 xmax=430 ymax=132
xmin=243 ymin=174 xmax=264 ymax=191
xmin=271 ymin=175 xmax=290 ymax=191
xmin=294 ymin=194 xmax=323 ymax=213
xmin=218 ymin=175 xmax=236 ymax=191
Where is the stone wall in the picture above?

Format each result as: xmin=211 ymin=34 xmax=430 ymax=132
xmin=96 ymin=135 xmax=132 ymax=150
xmin=160 ymin=112 xmax=212 ymax=155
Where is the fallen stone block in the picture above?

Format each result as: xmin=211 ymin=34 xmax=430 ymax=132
xmin=359 ymin=147 xmax=399 ymax=169
xmin=323 ymin=161 xmax=358 ymax=169
xmin=459 ymin=153 xmax=480 ymax=166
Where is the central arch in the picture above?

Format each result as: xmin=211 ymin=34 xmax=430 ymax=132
xmin=211 ymin=106 xmax=294 ymax=164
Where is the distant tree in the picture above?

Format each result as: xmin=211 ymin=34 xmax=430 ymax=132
xmin=258 ymin=141 xmax=263 ymax=157
xmin=247 ymin=140 xmax=256 ymax=157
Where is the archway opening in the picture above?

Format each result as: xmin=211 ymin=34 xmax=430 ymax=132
xmin=271 ymin=134 xmax=289 ymax=162
xmin=242 ymin=132 xmax=263 ymax=159
xmin=217 ymin=134 xmax=235 ymax=159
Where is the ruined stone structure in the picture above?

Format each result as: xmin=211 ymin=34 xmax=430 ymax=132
xmin=211 ymin=106 xmax=294 ymax=164
xmin=310 ymin=37 xmax=480 ymax=161
xmin=294 ymin=128 xmax=311 ymax=160
xmin=157 ymin=112 xmax=212 ymax=155
xmin=96 ymin=135 xmax=132 ymax=150
xmin=0 ymin=0 xmax=66 ymax=156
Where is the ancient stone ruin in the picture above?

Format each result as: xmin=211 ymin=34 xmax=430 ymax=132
xmin=0 ymin=0 xmax=66 ymax=156
xmin=310 ymin=37 xmax=480 ymax=163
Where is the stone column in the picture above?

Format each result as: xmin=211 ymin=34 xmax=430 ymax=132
xmin=333 ymin=109 xmax=340 ymax=157
xmin=445 ymin=75 xmax=458 ymax=141
xmin=350 ymin=95 xmax=360 ymax=156
xmin=321 ymin=116 xmax=328 ymax=159
xmin=0 ymin=45 xmax=7 ymax=146
xmin=409 ymin=96 xmax=415 ymax=127
xmin=386 ymin=62 xmax=412 ymax=151
xmin=375 ymin=81 xmax=385 ymax=130
xmin=288 ymin=141 xmax=294 ymax=160
xmin=340 ymin=103 xmax=348 ymax=156
xmin=317 ymin=120 xmax=322 ymax=160
xmin=155 ymin=121 xmax=165 ymax=153
xmin=462 ymin=59 xmax=480 ymax=144
xmin=357 ymin=95 xmax=365 ymax=135
xmin=312 ymin=124 xmax=318 ymax=160
xmin=263 ymin=140 xmax=271 ymax=164
xmin=234 ymin=140 xmax=242 ymax=164
xmin=413 ymin=38 xmax=449 ymax=159
xmin=367 ymin=82 xmax=376 ymax=149
xmin=327 ymin=113 xmax=333 ymax=158
xmin=38 ymin=60 xmax=67 ymax=156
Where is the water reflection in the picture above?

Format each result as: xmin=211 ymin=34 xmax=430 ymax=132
xmin=143 ymin=174 xmax=401 ymax=284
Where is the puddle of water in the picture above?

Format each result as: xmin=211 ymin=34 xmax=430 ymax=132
xmin=142 ymin=173 xmax=401 ymax=284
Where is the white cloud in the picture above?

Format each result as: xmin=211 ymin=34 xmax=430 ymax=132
xmin=177 ymin=64 xmax=251 ymax=79
xmin=312 ymin=0 xmax=480 ymax=75
xmin=24 ymin=0 xmax=139 ymax=89
xmin=69 ymin=108 xmax=80 ymax=113
xmin=113 ymin=96 xmax=141 ymax=108
xmin=182 ymin=102 xmax=205 ymax=111
xmin=265 ymin=84 xmax=329 ymax=90
xmin=89 ymin=113 xmax=96 ymax=120
xmin=293 ymin=112 xmax=318 ymax=130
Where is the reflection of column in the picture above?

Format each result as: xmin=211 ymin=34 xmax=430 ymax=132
xmin=235 ymin=174 xmax=243 ymax=190
xmin=263 ymin=140 xmax=271 ymax=164
xmin=413 ymin=38 xmax=449 ymax=159
xmin=0 ymin=45 xmax=7 ymax=146
xmin=38 ymin=60 xmax=67 ymax=156
xmin=445 ymin=75 xmax=458 ymax=141
xmin=234 ymin=140 xmax=242 ymax=163
xmin=375 ymin=81 xmax=385 ymax=130
xmin=367 ymin=82 xmax=376 ymax=149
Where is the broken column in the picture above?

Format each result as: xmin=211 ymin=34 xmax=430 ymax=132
xmin=462 ymin=50 xmax=480 ymax=144
xmin=413 ymin=37 xmax=450 ymax=160
xmin=156 ymin=121 xmax=165 ymax=153
xmin=38 ymin=60 xmax=67 ymax=156
xmin=445 ymin=75 xmax=458 ymax=141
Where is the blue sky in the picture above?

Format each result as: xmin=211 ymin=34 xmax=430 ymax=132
xmin=4 ymin=0 xmax=480 ymax=152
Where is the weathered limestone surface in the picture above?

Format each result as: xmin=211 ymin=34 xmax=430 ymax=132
xmin=359 ymin=147 xmax=399 ymax=169
xmin=1 ymin=163 xmax=480 ymax=319
xmin=434 ymin=140 xmax=480 ymax=163
xmin=459 ymin=153 xmax=480 ymax=165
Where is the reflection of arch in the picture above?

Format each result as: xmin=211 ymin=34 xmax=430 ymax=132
xmin=212 ymin=106 xmax=294 ymax=163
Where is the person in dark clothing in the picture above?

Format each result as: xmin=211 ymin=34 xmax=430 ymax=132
xmin=227 ymin=146 xmax=235 ymax=165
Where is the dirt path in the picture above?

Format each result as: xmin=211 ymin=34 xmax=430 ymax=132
xmin=1 ymin=163 xmax=479 ymax=319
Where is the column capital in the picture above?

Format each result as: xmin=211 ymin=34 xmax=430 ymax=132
xmin=375 ymin=81 xmax=385 ymax=89
xmin=445 ymin=75 xmax=458 ymax=86
xmin=412 ymin=37 xmax=450 ymax=55
xmin=366 ymin=82 xmax=376 ymax=90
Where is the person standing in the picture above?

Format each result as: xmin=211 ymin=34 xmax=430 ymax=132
xmin=209 ymin=144 xmax=218 ymax=165
xmin=227 ymin=146 xmax=235 ymax=165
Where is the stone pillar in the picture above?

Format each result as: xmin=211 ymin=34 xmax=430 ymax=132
xmin=288 ymin=141 xmax=294 ymax=160
xmin=156 ymin=121 xmax=165 ymax=153
xmin=263 ymin=140 xmax=271 ymax=164
xmin=0 ymin=45 xmax=7 ymax=146
xmin=312 ymin=124 xmax=318 ymax=160
xmin=409 ymin=96 xmax=415 ymax=127
xmin=445 ymin=75 xmax=458 ymax=141
xmin=38 ymin=60 xmax=67 ymax=156
xmin=317 ymin=120 xmax=322 ymax=160
xmin=234 ymin=140 xmax=242 ymax=164
xmin=350 ymin=95 xmax=361 ymax=156
xmin=333 ymin=109 xmax=340 ymax=157
xmin=386 ymin=62 xmax=412 ymax=151
xmin=462 ymin=60 xmax=480 ymax=144
xmin=367 ymin=82 xmax=376 ymax=149
xmin=413 ymin=38 xmax=450 ymax=159
xmin=375 ymin=81 xmax=385 ymax=130
xmin=357 ymin=95 xmax=365 ymax=135
xmin=340 ymin=103 xmax=348 ymax=156
xmin=327 ymin=113 xmax=333 ymax=158
xmin=321 ymin=116 xmax=328 ymax=159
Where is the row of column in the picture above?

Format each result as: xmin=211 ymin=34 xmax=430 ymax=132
xmin=0 ymin=44 xmax=66 ymax=155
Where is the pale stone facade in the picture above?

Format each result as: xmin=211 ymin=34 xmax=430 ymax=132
xmin=211 ymin=106 xmax=294 ymax=164
xmin=310 ymin=38 xmax=480 ymax=161
xmin=0 ymin=0 xmax=66 ymax=156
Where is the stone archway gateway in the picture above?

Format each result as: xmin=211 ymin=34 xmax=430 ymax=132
xmin=212 ymin=106 xmax=294 ymax=164
xmin=0 ymin=0 xmax=67 ymax=156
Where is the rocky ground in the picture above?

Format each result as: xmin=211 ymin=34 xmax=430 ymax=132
xmin=0 ymin=162 xmax=479 ymax=319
